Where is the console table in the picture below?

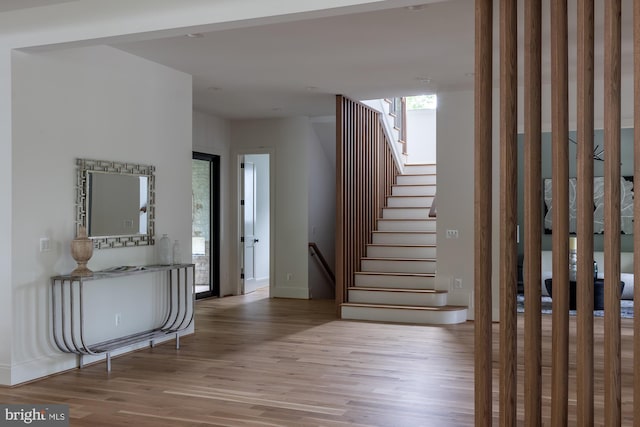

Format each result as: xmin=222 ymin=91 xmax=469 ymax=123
xmin=51 ymin=264 xmax=195 ymax=372
xmin=544 ymin=278 xmax=625 ymax=310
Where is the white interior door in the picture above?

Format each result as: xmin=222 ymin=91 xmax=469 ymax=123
xmin=242 ymin=161 xmax=257 ymax=292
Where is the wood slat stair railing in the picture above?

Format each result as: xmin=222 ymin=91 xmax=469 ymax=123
xmin=335 ymin=95 xmax=399 ymax=311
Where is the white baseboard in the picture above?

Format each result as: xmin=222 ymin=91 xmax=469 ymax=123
xmin=0 ymin=363 xmax=11 ymax=386
xmin=272 ymin=286 xmax=309 ymax=299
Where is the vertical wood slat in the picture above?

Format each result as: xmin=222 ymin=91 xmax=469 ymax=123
xmin=499 ymin=0 xmax=517 ymax=425
xmin=550 ymin=1 xmax=570 ymax=424
xmin=604 ymin=0 xmax=622 ymax=424
xmin=634 ymin=0 xmax=640 ymax=422
xmin=576 ymin=0 xmax=595 ymax=424
xmin=335 ymin=95 xmax=399 ymax=314
xmin=335 ymin=96 xmax=345 ymax=309
xmin=474 ymin=0 xmax=493 ymax=425
xmin=523 ymin=0 xmax=542 ymax=424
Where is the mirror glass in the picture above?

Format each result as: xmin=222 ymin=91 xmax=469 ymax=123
xmin=76 ymin=158 xmax=155 ymax=249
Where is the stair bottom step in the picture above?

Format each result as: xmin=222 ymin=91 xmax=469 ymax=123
xmin=341 ymin=303 xmax=468 ymax=325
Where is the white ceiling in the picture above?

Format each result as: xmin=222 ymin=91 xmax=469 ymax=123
xmin=0 ymin=0 xmax=77 ymax=13
xmin=4 ymin=0 xmax=634 ymax=120
xmin=113 ymin=0 xmax=475 ymax=119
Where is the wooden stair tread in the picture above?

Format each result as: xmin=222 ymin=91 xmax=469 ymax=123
xmin=385 ymin=195 xmax=434 ymax=198
xmin=368 ymin=244 xmax=437 ymax=248
xmin=355 ymin=271 xmax=435 ymax=277
xmin=383 ymin=206 xmax=431 ymax=209
xmin=405 ymin=163 xmax=437 ymax=166
xmin=377 ymin=218 xmax=436 ymax=222
xmin=362 ymin=257 xmax=436 ymax=262
xmin=372 ymin=231 xmax=436 ymax=234
xmin=341 ymin=303 xmax=466 ymax=312
xmin=350 ymin=287 xmax=446 ymax=294
xmin=399 ymin=173 xmax=437 ymax=176
xmin=392 ymin=183 xmax=437 ymax=187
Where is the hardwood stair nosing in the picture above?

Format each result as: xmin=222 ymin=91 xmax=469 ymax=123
xmin=368 ymin=244 xmax=437 ymax=248
xmin=355 ymin=271 xmax=435 ymax=277
xmin=372 ymin=231 xmax=436 ymax=234
xmin=377 ymin=218 xmax=436 ymax=222
xmin=362 ymin=257 xmax=436 ymax=262
xmin=392 ymin=183 xmax=437 ymax=187
xmin=349 ymin=287 xmax=446 ymax=294
xmin=341 ymin=303 xmax=466 ymax=312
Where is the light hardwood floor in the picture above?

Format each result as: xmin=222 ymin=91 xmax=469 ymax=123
xmin=0 ymin=289 xmax=634 ymax=426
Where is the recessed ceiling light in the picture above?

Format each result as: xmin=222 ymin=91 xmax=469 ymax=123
xmin=185 ymin=33 xmax=203 ymax=38
xmin=416 ymin=77 xmax=432 ymax=84
xmin=465 ymin=72 xmax=475 ymax=77
xmin=305 ymin=86 xmax=318 ymax=91
xmin=405 ymin=5 xmax=428 ymax=11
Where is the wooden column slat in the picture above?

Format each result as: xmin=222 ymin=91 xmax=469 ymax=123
xmin=499 ymin=0 xmax=517 ymax=425
xmin=523 ymin=0 xmax=542 ymax=424
xmin=634 ymin=0 xmax=640 ymax=422
xmin=474 ymin=0 xmax=493 ymax=425
xmin=550 ymin=0 xmax=570 ymax=424
xmin=335 ymin=95 xmax=345 ymax=312
xmin=576 ymin=0 xmax=595 ymax=424
xmin=604 ymin=0 xmax=622 ymax=424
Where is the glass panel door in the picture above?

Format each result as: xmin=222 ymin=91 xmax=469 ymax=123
xmin=192 ymin=152 xmax=220 ymax=298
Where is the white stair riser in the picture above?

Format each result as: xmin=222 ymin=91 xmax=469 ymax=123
xmin=382 ymin=208 xmax=430 ymax=219
xmin=361 ymin=259 xmax=436 ymax=274
xmin=348 ymin=289 xmax=447 ymax=306
xmin=397 ymin=175 xmax=437 ymax=185
xmin=341 ymin=306 xmax=467 ymax=325
xmin=404 ymin=164 xmax=436 ymax=174
xmin=378 ymin=220 xmax=436 ymax=232
xmin=387 ymin=196 xmax=434 ymax=208
xmin=392 ymin=185 xmax=437 ymax=196
xmin=367 ymin=245 xmax=437 ymax=259
xmin=355 ymin=273 xmax=435 ymax=288
xmin=372 ymin=232 xmax=436 ymax=245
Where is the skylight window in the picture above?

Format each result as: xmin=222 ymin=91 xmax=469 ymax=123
xmin=406 ymin=94 xmax=437 ymax=110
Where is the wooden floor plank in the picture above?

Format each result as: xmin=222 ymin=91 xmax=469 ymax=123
xmin=0 ymin=288 xmax=634 ymax=425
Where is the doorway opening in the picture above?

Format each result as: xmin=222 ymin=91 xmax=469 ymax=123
xmin=240 ymin=153 xmax=271 ymax=295
xmin=192 ymin=152 xmax=220 ymax=299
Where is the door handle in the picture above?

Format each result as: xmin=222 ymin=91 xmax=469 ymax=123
xmin=254 ymin=238 xmax=259 ymax=243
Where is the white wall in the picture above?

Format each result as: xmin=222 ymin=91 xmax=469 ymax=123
xmin=435 ymin=90 xmax=481 ymax=318
xmin=9 ymin=45 xmax=192 ymax=385
xmin=231 ymin=118 xmax=310 ymax=299
xmin=192 ymin=110 xmax=233 ymax=296
xmin=406 ymin=108 xmax=436 ymax=164
xmin=245 ymin=154 xmax=270 ymax=282
xmin=308 ymin=120 xmax=336 ymax=299
xmin=0 ymin=49 xmax=13 ymax=385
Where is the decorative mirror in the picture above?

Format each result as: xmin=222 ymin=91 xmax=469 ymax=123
xmin=76 ymin=158 xmax=155 ymax=249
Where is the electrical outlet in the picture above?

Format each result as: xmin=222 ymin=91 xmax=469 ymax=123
xmin=286 ymin=273 xmax=293 ymax=281
xmin=446 ymin=229 xmax=459 ymax=239
xmin=454 ymin=278 xmax=463 ymax=289
xmin=115 ymin=313 xmax=121 ymax=327
xmin=39 ymin=237 xmax=51 ymax=252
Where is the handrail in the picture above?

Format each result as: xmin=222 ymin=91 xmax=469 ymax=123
xmin=308 ymin=242 xmax=335 ymax=284
xmin=429 ymin=194 xmax=437 ymax=218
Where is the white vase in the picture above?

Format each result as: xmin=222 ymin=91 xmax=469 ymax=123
xmin=158 ymin=234 xmax=172 ymax=265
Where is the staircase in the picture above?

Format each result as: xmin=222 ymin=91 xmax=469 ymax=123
xmin=341 ymin=164 xmax=467 ymax=325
